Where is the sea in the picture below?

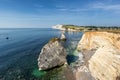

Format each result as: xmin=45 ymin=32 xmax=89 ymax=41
xmin=0 ymin=28 xmax=83 ymax=80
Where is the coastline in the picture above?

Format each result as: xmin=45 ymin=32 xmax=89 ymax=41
xmin=76 ymin=31 xmax=120 ymax=80
xmin=52 ymin=25 xmax=120 ymax=80
xmin=1 ymin=27 xmax=120 ymax=80
xmin=52 ymin=24 xmax=79 ymax=31
xmin=36 ymin=28 xmax=83 ymax=80
xmin=52 ymin=24 xmax=120 ymax=32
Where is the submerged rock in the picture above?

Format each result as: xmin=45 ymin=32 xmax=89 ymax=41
xmin=38 ymin=39 xmax=67 ymax=70
xmin=6 ymin=37 xmax=9 ymax=40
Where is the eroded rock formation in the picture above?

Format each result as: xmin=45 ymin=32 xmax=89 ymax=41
xmin=77 ymin=31 xmax=120 ymax=80
xmin=61 ymin=33 xmax=66 ymax=40
xmin=38 ymin=39 xmax=67 ymax=70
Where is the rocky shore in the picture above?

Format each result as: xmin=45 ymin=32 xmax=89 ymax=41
xmin=76 ymin=31 xmax=120 ymax=80
xmin=53 ymin=24 xmax=120 ymax=32
xmin=38 ymin=30 xmax=120 ymax=80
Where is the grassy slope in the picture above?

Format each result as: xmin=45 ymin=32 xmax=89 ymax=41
xmin=62 ymin=25 xmax=120 ymax=32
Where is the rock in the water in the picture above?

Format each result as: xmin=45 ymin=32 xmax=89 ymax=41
xmin=38 ymin=39 xmax=67 ymax=70
xmin=6 ymin=37 xmax=9 ymax=40
xmin=61 ymin=33 xmax=66 ymax=40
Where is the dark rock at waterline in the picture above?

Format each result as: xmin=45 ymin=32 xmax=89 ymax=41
xmin=6 ymin=37 xmax=9 ymax=40
xmin=38 ymin=39 xmax=67 ymax=70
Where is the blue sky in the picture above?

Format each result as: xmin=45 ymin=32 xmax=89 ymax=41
xmin=0 ymin=0 xmax=120 ymax=28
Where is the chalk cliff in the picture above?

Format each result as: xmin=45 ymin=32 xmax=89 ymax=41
xmin=52 ymin=24 xmax=66 ymax=31
xmin=77 ymin=31 xmax=120 ymax=80
xmin=52 ymin=24 xmax=78 ymax=31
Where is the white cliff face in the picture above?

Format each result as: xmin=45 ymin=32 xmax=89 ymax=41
xmin=52 ymin=24 xmax=78 ymax=31
xmin=77 ymin=31 xmax=120 ymax=80
xmin=52 ymin=24 xmax=66 ymax=31
xmin=38 ymin=40 xmax=67 ymax=70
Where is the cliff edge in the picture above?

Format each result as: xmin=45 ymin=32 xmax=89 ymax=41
xmin=77 ymin=31 xmax=120 ymax=80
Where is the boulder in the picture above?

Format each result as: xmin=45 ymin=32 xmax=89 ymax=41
xmin=38 ymin=39 xmax=67 ymax=70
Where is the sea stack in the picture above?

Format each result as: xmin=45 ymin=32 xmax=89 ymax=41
xmin=38 ymin=38 xmax=67 ymax=70
xmin=60 ymin=33 xmax=66 ymax=40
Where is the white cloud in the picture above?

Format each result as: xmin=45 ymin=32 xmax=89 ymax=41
xmin=58 ymin=8 xmax=68 ymax=11
xmin=56 ymin=2 xmax=120 ymax=13
xmin=91 ymin=2 xmax=120 ymax=10
xmin=57 ymin=8 xmax=91 ymax=12
xmin=69 ymin=8 xmax=91 ymax=12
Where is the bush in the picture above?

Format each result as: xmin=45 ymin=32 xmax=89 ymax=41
xmin=49 ymin=38 xmax=60 ymax=43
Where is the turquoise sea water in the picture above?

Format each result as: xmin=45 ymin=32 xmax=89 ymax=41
xmin=0 ymin=28 xmax=82 ymax=80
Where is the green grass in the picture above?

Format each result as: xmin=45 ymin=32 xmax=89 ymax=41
xmin=61 ymin=25 xmax=120 ymax=32
xmin=49 ymin=38 xmax=60 ymax=43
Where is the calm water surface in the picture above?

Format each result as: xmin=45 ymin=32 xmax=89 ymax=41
xmin=0 ymin=28 xmax=82 ymax=80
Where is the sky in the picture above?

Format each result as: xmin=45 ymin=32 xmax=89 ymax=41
xmin=0 ymin=0 xmax=120 ymax=28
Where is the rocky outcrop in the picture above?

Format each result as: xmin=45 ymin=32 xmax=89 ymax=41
xmin=38 ymin=39 xmax=67 ymax=70
xmin=61 ymin=33 xmax=66 ymax=40
xmin=77 ymin=31 xmax=120 ymax=80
